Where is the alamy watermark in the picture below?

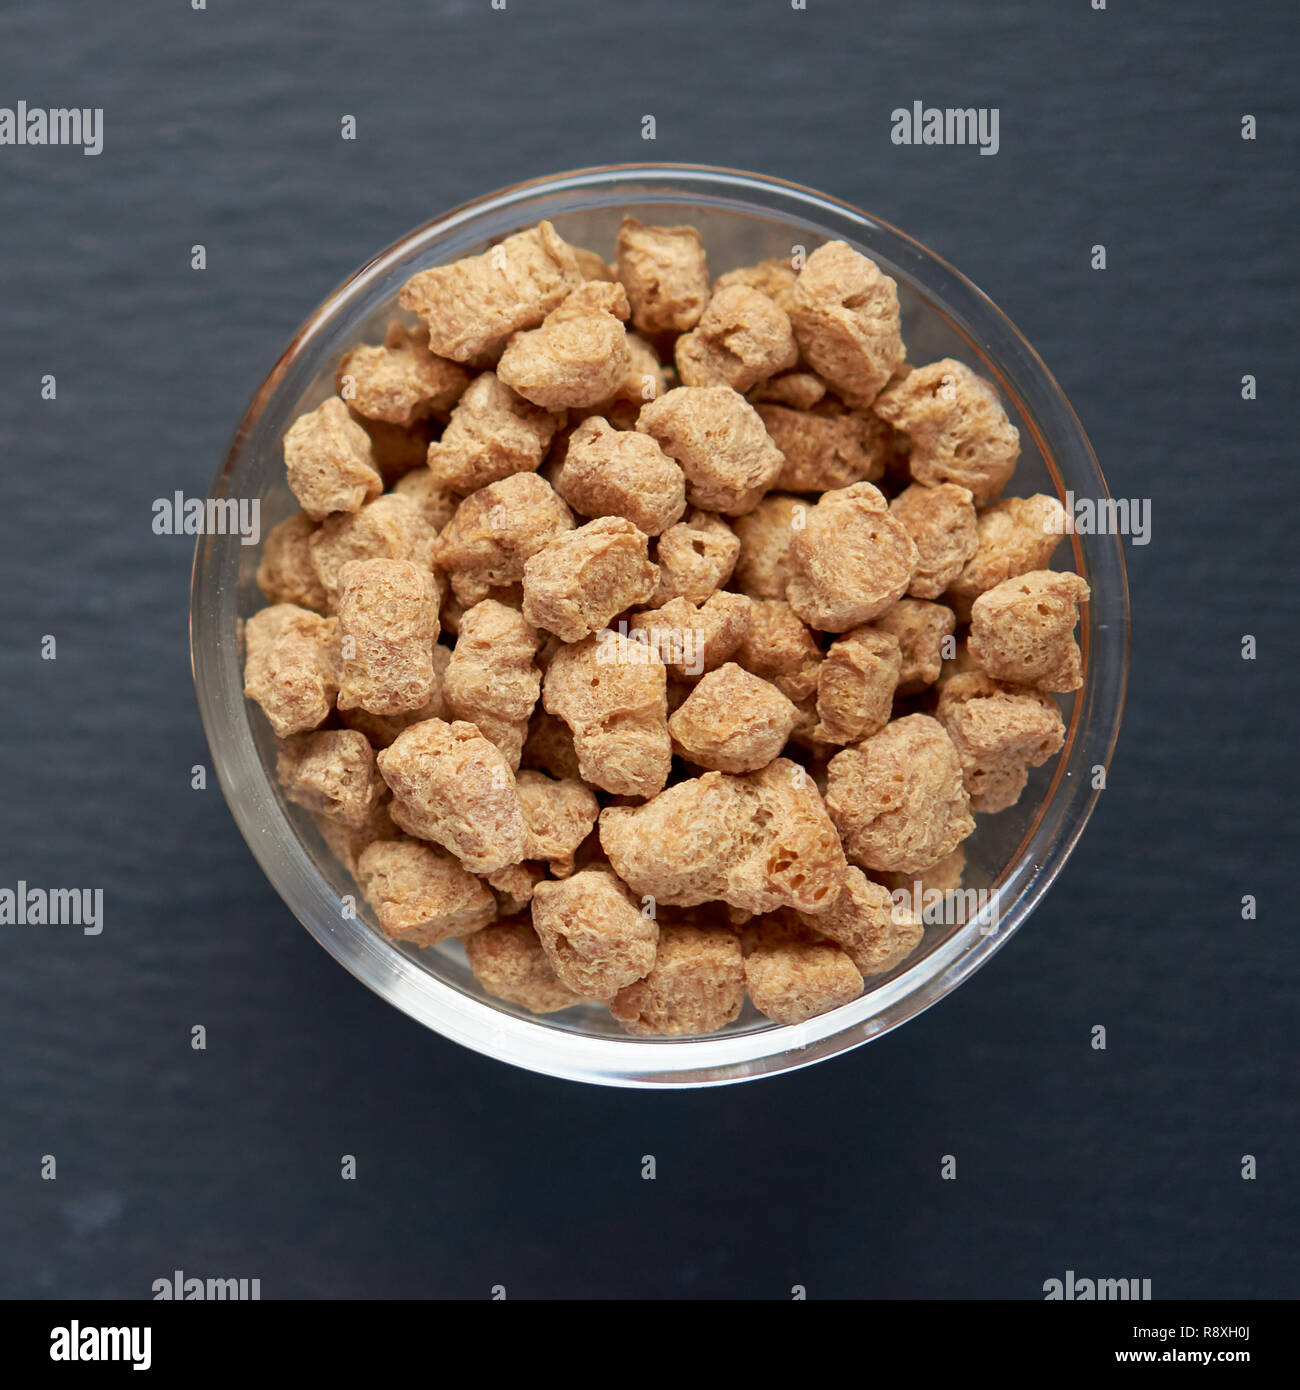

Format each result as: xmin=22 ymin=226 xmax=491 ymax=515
xmin=0 ymin=881 xmax=102 ymax=935
xmin=595 ymin=620 xmax=705 ymax=677
xmin=891 ymin=102 xmax=999 ymax=156
xmin=0 ymin=102 xmax=103 ymax=156
xmin=892 ymin=882 xmax=1002 ymax=934
xmin=1047 ymin=491 xmax=1152 ymax=546
xmin=152 ymin=492 xmax=260 ymax=546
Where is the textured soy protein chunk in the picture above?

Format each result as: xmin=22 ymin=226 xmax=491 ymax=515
xmin=615 ymin=216 xmax=710 ymax=334
xmin=607 ymin=924 xmax=745 ymax=1036
xmin=756 ymin=403 xmax=892 ymax=492
xmin=497 ymin=280 xmax=633 ymax=410
xmin=874 ymin=359 xmax=1020 ymax=502
xmin=521 ymin=516 xmax=657 ymax=643
xmin=742 ymin=920 xmax=864 ymax=1025
xmin=531 ymin=869 xmax=658 ymax=998
xmin=376 ymin=718 xmax=528 ymax=872
xmin=936 ymin=670 xmax=1066 ymax=813
xmin=276 ymin=729 xmax=386 ymax=831
xmin=336 ymin=558 xmax=440 ymax=716
xmin=485 ymin=862 xmax=546 ymax=915
xmin=464 ymin=916 xmax=583 ymax=1013
xmin=431 ymin=471 xmax=574 ymax=605
xmin=242 ymin=604 xmax=340 ymax=737
xmin=257 ymin=513 xmax=329 ymax=613
xmin=795 ymin=866 xmax=924 ymax=977
xmin=355 ymin=835 xmax=496 ymax=947
xmin=947 ymin=493 xmax=1068 ymax=614
xmin=649 ymin=510 xmax=739 ymax=605
xmin=968 ymin=570 xmax=1090 ymax=692
xmin=392 ymin=467 xmax=460 ymax=531
xmin=734 ymin=599 xmax=823 ymax=705
xmin=788 ymin=241 xmax=906 ymax=408
xmin=337 ymin=321 xmax=469 ymax=426
xmin=399 ymin=220 xmax=584 ymax=362
xmin=826 ymin=714 xmax=974 ymax=874
xmin=425 ymin=371 xmax=564 ymax=494
xmin=787 ymin=481 xmax=919 ymax=631
xmin=674 ymin=284 xmax=799 ymax=392
xmin=731 ymin=494 xmax=803 ymax=601
xmin=283 ymin=396 xmax=384 ymax=521
xmin=542 ymin=631 xmax=671 ymax=798
xmin=667 ymin=662 xmax=800 ymax=773
xmin=352 ymin=414 xmax=435 ymax=486
xmin=889 ymin=482 xmax=979 ymax=599
xmin=554 ymin=415 xmax=686 ymax=536
xmin=442 ymin=600 xmax=541 ymax=768
xmin=813 ymin=627 xmax=902 ymax=744
xmin=312 ymin=796 xmax=401 ymax=877
xmin=713 ymin=257 xmax=799 ymax=315
xmin=871 ymin=599 xmax=955 ymax=691
xmin=599 ymin=758 xmax=846 ymax=914
xmin=308 ymin=493 xmax=439 ymax=607
xmin=627 ymin=591 xmax=752 ymax=676
xmin=636 ymin=386 xmax=784 ymax=515
xmin=748 ymin=370 xmax=827 ymax=410
xmin=515 ymin=770 xmax=599 ymax=876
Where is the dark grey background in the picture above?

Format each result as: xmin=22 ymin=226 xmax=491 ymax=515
xmin=1 ymin=0 xmax=1296 ymax=1299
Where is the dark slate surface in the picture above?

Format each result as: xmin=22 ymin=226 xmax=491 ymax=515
xmin=0 ymin=0 xmax=1296 ymax=1299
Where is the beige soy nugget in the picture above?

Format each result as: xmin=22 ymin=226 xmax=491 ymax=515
xmin=283 ymin=396 xmax=383 ymax=521
xmin=338 ymin=321 xmax=469 ymax=427
xmin=756 ymin=404 xmax=892 ymax=493
xmin=787 ymin=481 xmax=919 ymax=631
xmin=308 ymin=493 xmax=439 ymax=606
xmin=442 ymin=599 xmax=542 ymax=768
xmin=713 ymin=257 xmax=799 ymax=315
xmin=425 ymin=372 xmax=564 ymax=494
xmin=521 ymin=516 xmax=657 ymax=643
xmin=734 ymin=599 xmax=823 ymax=705
xmin=464 ymin=916 xmax=583 ymax=1013
xmin=242 ymin=604 xmax=340 ymax=737
xmin=650 ymin=510 xmax=739 ymax=605
xmin=276 ymin=729 xmax=385 ymax=831
xmin=392 ymin=467 xmax=460 ymax=532
xmin=826 ymin=714 xmax=974 ymax=874
xmin=788 ymin=241 xmax=905 ymax=408
xmin=497 ymin=281 xmax=633 ymax=410
xmin=531 ymin=869 xmax=658 ymax=999
xmin=936 ymin=670 xmax=1065 ymax=813
xmin=674 ymin=283 xmax=799 ymax=393
xmin=355 ymin=835 xmax=496 ymax=947
xmin=668 ymin=662 xmax=800 ymax=773
xmin=257 ymin=513 xmax=328 ymax=613
xmin=337 ymin=644 xmax=449 ymax=747
xmin=889 ymin=482 xmax=979 ymax=600
xmin=336 ymin=558 xmax=439 ymax=716
xmin=608 ymin=924 xmax=745 ymax=1036
xmin=748 ymin=370 xmax=827 ymax=411
xmin=813 ymin=627 xmax=901 ymax=745
xmin=615 ymin=216 xmax=710 ymax=334
xmin=312 ymin=797 xmax=401 ymax=878
xmin=628 ymin=591 xmax=752 ymax=676
xmin=637 ymin=386 xmax=784 ymax=515
xmin=554 ymin=416 xmax=686 ymax=536
xmin=742 ymin=920 xmax=864 ymax=1025
xmin=732 ymin=494 xmax=803 ymax=601
xmin=599 ymin=758 xmax=846 ymax=914
xmin=968 ymin=570 xmax=1090 ymax=692
xmin=874 ymin=359 xmax=1020 ymax=502
xmin=515 ymin=770 xmax=599 ymax=876
xmin=871 ymin=599 xmax=955 ymax=692
xmin=431 ymin=471 xmax=574 ymax=605
xmin=377 ymin=718 xmax=528 ymax=872
xmin=947 ymin=493 xmax=1068 ymax=612
xmin=795 ymin=867 xmax=924 ymax=977
xmin=399 ymin=220 xmax=584 ymax=362
xmin=543 ymin=631 xmax=671 ymax=797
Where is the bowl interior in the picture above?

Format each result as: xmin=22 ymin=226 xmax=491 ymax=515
xmin=194 ymin=169 xmax=1127 ymax=1083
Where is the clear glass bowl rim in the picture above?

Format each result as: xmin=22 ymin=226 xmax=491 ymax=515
xmin=190 ymin=162 xmax=1130 ymax=1089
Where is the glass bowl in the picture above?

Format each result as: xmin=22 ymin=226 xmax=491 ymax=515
xmin=190 ymin=163 xmax=1129 ymax=1088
